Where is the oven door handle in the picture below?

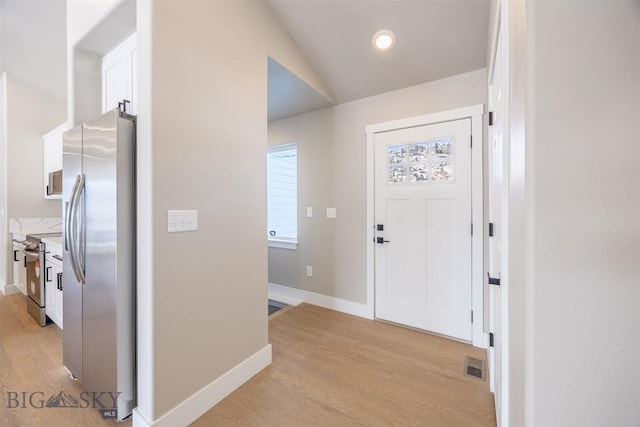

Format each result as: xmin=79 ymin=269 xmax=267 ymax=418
xmin=68 ymin=174 xmax=86 ymax=284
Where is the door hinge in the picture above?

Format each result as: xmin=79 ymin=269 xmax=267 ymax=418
xmin=489 ymin=111 xmax=494 ymax=126
xmin=470 ymin=135 xmax=473 ymax=148
xmin=488 ymin=273 xmax=501 ymax=286
xmin=489 ymin=222 xmax=494 ymax=237
xmin=471 ymin=223 xmax=473 ymax=235
xmin=471 ymin=310 xmax=474 ymax=323
xmin=489 ymin=332 xmax=494 ymax=347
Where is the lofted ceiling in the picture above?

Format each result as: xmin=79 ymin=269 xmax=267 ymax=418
xmin=267 ymin=0 xmax=490 ymax=112
xmin=0 ymin=0 xmax=490 ymax=119
xmin=268 ymin=57 xmax=335 ymax=121
xmin=0 ymin=0 xmax=67 ymax=101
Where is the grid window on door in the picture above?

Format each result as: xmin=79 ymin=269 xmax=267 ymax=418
xmin=387 ymin=137 xmax=454 ymax=184
xmin=267 ymin=143 xmax=297 ymax=244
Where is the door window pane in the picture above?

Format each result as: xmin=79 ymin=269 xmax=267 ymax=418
xmin=410 ymin=164 xmax=430 ymax=182
xmin=431 ymin=162 xmax=453 ymax=181
xmin=387 ymin=137 xmax=454 ymax=184
xmin=388 ymin=145 xmax=407 ymax=164
xmin=409 ymin=143 xmax=428 ymax=163
xmin=389 ymin=165 xmax=407 ymax=183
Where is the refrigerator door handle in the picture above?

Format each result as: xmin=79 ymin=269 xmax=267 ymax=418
xmin=67 ymin=174 xmax=81 ymax=282
xmin=73 ymin=174 xmax=86 ymax=284
xmin=76 ymin=177 xmax=86 ymax=281
xmin=68 ymin=174 xmax=85 ymax=283
xmin=64 ymin=202 xmax=70 ymax=253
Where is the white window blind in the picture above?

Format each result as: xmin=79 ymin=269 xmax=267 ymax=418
xmin=267 ymin=143 xmax=297 ymax=242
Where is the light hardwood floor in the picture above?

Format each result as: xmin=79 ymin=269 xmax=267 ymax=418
xmin=0 ymin=292 xmax=129 ymax=427
xmin=1 ymin=292 xmax=496 ymax=426
xmin=193 ymin=303 xmax=496 ymax=426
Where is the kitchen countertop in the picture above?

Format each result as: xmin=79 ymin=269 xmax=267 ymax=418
xmin=42 ymin=236 xmax=63 ymax=260
xmin=42 ymin=236 xmax=63 ymax=247
xmin=10 ymin=217 xmax=62 ymax=235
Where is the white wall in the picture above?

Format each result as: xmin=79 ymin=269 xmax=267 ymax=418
xmin=66 ymin=0 xmax=127 ymax=48
xmin=506 ymin=0 xmax=533 ymax=424
xmin=496 ymin=0 xmax=640 ymax=425
xmin=0 ymin=74 xmax=7 ymax=290
xmin=67 ymin=0 xmax=135 ymax=126
xmin=268 ymin=69 xmax=487 ymax=303
xmin=530 ymin=1 xmax=640 ymax=424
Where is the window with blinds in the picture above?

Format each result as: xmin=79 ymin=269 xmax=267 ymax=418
xmin=267 ymin=143 xmax=297 ymax=244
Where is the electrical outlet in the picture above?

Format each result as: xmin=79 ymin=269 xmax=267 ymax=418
xmin=326 ymin=207 xmax=336 ymax=219
xmin=306 ymin=266 xmax=313 ymax=277
xmin=168 ymin=210 xmax=198 ymax=233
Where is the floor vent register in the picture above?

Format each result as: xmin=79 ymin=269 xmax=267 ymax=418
xmin=464 ymin=356 xmax=486 ymax=381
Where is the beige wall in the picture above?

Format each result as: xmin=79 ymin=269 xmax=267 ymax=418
xmin=2 ymin=76 xmax=65 ymax=285
xmin=6 ymin=77 xmax=65 ymax=219
xmin=134 ymin=0 xmax=333 ymax=421
xmin=66 ymin=0 xmax=332 ymax=422
xmin=268 ymin=68 xmax=487 ymax=303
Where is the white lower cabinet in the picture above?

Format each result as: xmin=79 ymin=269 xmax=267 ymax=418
xmin=45 ymin=252 xmax=63 ymax=329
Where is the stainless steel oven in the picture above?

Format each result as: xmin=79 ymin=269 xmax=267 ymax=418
xmin=25 ymin=246 xmax=44 ymax=325
xmin=25 ymin=233 xmax=61 ymax=326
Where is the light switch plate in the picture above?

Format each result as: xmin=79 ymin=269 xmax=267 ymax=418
xmin=326 ymin=207 xmax=336 ymax=219
xmin=168 ymin=210 xmax=198 ymax=233
xmin=306 ymin=207 xmax=313 ymax=218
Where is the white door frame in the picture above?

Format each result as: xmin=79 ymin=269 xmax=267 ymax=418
xmin=488 ymin=0 xmax=510 ymax=424
xmin=365 ymin=104 xmax=486 ymax=347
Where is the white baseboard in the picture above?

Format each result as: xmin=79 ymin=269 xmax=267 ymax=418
xmin=268 ymin=282 xmax=373 ymax=320
xmin=0 ymin=281 xmax=20 ymax=296
xmin=132 ymin=344 xmax=272 ymax=427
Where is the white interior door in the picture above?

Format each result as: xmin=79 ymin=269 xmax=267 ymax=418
xmin=374 ymin=119 xmax=472 ymax=341
xmin=489 ymin=19 xmax=506 ymax=426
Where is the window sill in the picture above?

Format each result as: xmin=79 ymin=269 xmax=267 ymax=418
xmin=268 ymin=239 xmax=298 ymax=250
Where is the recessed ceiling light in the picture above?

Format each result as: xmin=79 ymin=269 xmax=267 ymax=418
xmin=372 ymin=29 xmax=396 ymax=51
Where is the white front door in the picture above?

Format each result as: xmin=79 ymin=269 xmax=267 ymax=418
xmin=374 ymin=119 xmax=473 ymax=341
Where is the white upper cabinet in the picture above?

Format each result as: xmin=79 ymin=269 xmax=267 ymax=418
xmin=43 ymin=122 xmax=69 ymax=199
xmin=102 ymin=33 xmax=137 ymax=115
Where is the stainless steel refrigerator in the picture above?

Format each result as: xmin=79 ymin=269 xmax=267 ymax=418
xmin=62 ymin=107 xmax=135 ymax=420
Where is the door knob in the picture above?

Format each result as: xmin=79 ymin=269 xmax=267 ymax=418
xmin=376 ymin=237 xmax=390 ymax=244
xmin=487 ymin=273 xmax=501 ymax=286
